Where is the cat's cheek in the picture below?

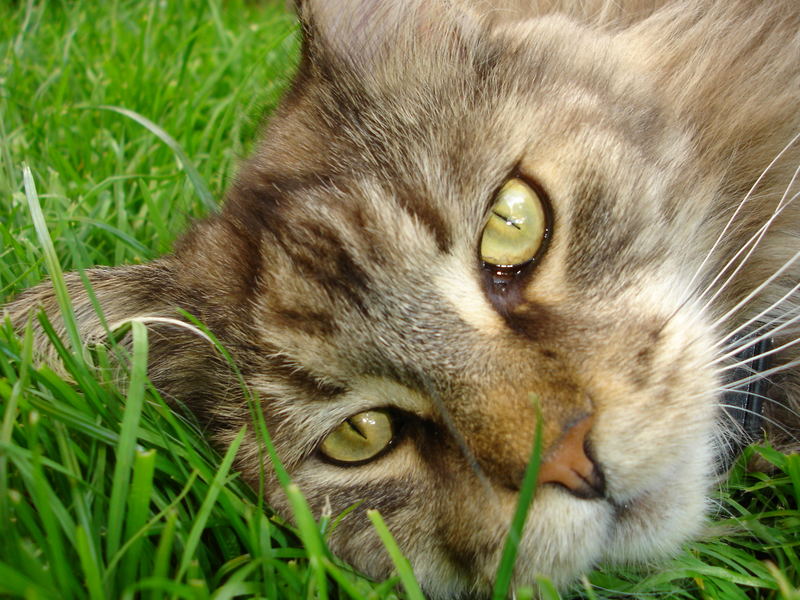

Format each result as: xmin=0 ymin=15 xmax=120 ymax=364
xmin=594 ymin=400 xmax=717 ymax=503
xmin=591 ymin=384 xmax=718 ymax=562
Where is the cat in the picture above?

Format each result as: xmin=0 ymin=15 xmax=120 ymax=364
xmin=6 ymin=0 xmax=800 ymax=597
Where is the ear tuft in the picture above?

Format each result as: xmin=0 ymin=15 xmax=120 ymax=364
xmin=297 ymin=0 xmax=471 ymax=72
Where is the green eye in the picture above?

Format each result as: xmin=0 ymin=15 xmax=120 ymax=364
xmin=320 ymin=410 xmax=394 ymax=464
xmin=480 ymin=178 xmax=548 ymax=267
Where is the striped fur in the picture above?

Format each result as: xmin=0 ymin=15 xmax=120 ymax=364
xmin=6 ymin=1 xmax=800 ymax=596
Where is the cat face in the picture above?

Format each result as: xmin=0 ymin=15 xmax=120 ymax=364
xmin=206 ymin=0 xmax=797 ymax=593
xmin=231 ymin=4 xmax=716 ymax=591
xmin=8 ymin=0 xmax=799 ymax=597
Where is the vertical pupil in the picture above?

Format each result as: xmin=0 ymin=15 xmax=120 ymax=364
xmin=346 ymin=418 xmax=368 ymax=440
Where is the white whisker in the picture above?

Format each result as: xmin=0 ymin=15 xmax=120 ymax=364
xmin=715 ymin=403 xmax=796 ymax=439
xmin=696 ymin=187 xmax=799 ymax=317
xmin=713 ymin=387 xmax=800 ymax=420
xmin=119 ymin=316 xmax=215 ymax=345
xmin=715 ymin=334 xmax=800 ymax=372
xmin=710 ymin=307 xmax=800 ymax=366
xmin=708 ymin=248 xmax=800 ymax=331
xmin=716 ymin=358 xmax=800 ymax=392
xmin=681 ymin=131 xmax=800 ymax=306
xmin=714 ymin=281 xmax=800 ymax=349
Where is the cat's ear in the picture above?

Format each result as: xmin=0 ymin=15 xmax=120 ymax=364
xmin=295 ymin=0 xmax=477 ymax=72
xmin=5 ymin=262 xmax=183 ymax=367
xmin=6 ymin=261 xmax=237 ymax=418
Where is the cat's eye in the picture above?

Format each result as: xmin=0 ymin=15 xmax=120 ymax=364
xmin=480 ymin=178 xmax=549 ymax=268
xmin=320 ymin=410 xmax=394 ymax=464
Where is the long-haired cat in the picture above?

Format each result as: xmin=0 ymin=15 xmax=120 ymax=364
xmin=6 ymin=0 xmax=800 ymax=597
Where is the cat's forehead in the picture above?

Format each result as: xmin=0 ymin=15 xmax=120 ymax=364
xmin=252 ymin=10 xmax=687 ymax=259
xmin=257 ymin=9 xmax=674 ymax=217
xmin=298 ymin=11 xmax=640 ymax=173
xmin=233 ymin=3 xmax=702 ymax=381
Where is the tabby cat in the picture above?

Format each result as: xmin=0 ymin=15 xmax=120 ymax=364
xmin=6 ymin=0 xmax=800 ymax=597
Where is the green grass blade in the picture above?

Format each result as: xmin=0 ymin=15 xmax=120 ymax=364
xmin=0 ymin=320 xmax=32 ymax=530
xmin=285 ymin=482 xmax=329 ymax=600
xmin=106 ymin=321 xmax=149 ymax=563
xmin=535 ymin=577 xmax=562 ymax=600
xmin=122 ymin=577 xmax=208 ymax=600
xmin=177 ymin=426 xmax=247 ymax=581
xmin=92 ymin=105 xmax=217 ymax=214
xmin=22 ymin=165 xmax=82 ymax=354
xmin=786 ymin=453 xmax=800 ymax=507
xmin=320 ymin=557 xmax=369 ymax=600
xmin=76 ymin=525 xmax=106 ymax=600
xmin=105 ymin=469 xmax=200 ymax=581
xmin=492 ymin=397 xmax=544 ymax=600
xmin=150 ymin=508 xmax=178 ymax=600
xmin=765 ymin=561 xmax=800 ymax=600
xmin=26 ymin=419 xmax=81 ymax=597
xmin=0 ymin=561 xmax=53 ymax=597
xmin=120 ymin=448 xmax=157 ymax=588
xmin=367 ymin=509 xmax=425 ymax=600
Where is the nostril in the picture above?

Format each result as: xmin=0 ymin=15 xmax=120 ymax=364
xmin=537 ymin=415 xmax=606 ymax=499
xmin=578 ymin=440 xmax=606 ymax=499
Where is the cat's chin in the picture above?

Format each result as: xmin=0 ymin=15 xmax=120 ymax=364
xmin=601 ymin=471 xmax=711 ymax=566
xmin=403 ymin=496 xmax=616 ymax=599
xmin=510 ymin=483 xmax=708 ymax=593
xmin=510 ymin=488 xmax=616 ymax=589
xmin=403 ymin=457 xmax=714 ymax=599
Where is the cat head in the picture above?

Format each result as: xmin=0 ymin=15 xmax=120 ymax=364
xmin=8 ymin=0 xmax=799 ymax=596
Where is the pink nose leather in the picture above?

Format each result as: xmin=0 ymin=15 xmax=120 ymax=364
xmin=537 ymin=415 xmax=605 ymax=499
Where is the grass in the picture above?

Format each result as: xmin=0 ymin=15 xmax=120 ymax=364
xmin=0 ymin=0 xmax=798 ymax=598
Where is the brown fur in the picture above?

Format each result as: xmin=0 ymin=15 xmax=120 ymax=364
xmin=5 ymin=0 xmax=800 ymax=597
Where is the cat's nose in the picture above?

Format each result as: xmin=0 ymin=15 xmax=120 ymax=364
xmin=537 ymin=414 xmax=605 ymax=499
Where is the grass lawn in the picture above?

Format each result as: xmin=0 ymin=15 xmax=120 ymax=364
xmin=1 ymin=1 xmax=798 ymax=598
